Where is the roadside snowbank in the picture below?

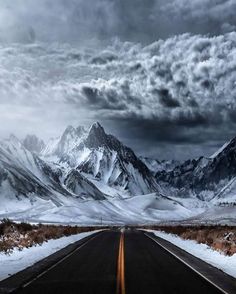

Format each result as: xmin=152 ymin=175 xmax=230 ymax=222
xmin=0 ymin=230 xmax=99 ymax=281
xmin=150 ymin=230 xmax=236 ymax=278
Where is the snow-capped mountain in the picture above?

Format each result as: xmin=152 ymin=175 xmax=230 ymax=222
xmin=0 ymin=126 xmax=189 ymax=224
xmin=1 ymin=123 xmax=236 ymax=224
xmin=43 ymin=125 xmax=87 ymax=159
xmin=43 ymin=122 xmax=159 ymax=196
xmin=23 ymin=135 xmax=46 ymax=154
xmin=156 ymin=137 xmax=236 ymax=202
xmin=0 ymin=134 xmax=105 ymax=213
xmin=0 ymin=135 xmax=55 ymax=208
xmin=140 ymin=157 xmax=180 ymax=173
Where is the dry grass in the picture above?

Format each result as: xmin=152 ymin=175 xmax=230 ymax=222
xmin=0 ymin=218 xmax=104 ymax=254
xmin=142 ymin=225 xmax=236 ymax=256
xmin=2 ymin=220 xmax=235 ymax=257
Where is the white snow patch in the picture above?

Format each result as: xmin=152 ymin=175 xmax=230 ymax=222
xmin=149 ymin=230 xmax=236 ymax=278
xmin=210 ymin=141 xmax=231 ymax=158
xmin=0 ymin=193 xmax=197 ymax=225
xmin=0 ymin=231 xmax=100 ymax=281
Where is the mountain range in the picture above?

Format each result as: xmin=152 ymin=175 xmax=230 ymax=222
xmin=0 ymin=122 xmax=235 ymax=225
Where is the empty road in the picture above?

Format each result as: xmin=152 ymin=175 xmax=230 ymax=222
xmin=13 ymin=230 xmax=227 ymax=294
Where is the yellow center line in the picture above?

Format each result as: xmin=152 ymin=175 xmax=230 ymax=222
xmin=116 ymin=232 xmax=126 ymax=294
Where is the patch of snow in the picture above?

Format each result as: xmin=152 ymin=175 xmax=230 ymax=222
xmin=140 ymin=157 xmax=180 ymax=173
xmin=0 ymin=230 xmax=100 ymax=281
xmin=210 ymin=141 xmax=231 ymax=158
xmin=149 ymin=230 xmax=236 ymax=278
xmin=0 ymin=193 xmax=198 ymax=225
xmin=41 ymin=137 xmax=61 ymax=157
xmin=188 ymin=206 xmax=236 ymax=225
xmin=93 ymin=149 xmax=103 ymax=177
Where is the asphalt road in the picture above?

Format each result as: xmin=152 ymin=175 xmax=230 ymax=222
xmin=15 ymin=230 xmax=223 ymax=294
xmin=125 ymin=230 xmax=222 ymax=294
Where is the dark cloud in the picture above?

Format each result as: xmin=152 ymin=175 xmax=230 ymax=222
xmin=155 ymin=89 xmax=181 ymax=108
xmin=102 ymin=117 xmax=236 ymax=160
xmin=90 ymin=51 xmax=118 ymax=65
xmin=1 ymin=33 xmax=236 ymax=159
xmin=0 ymin=0 xmax=236 ymax=44
xmin=0 ymin=33 xmax=236 ymax=157
xmin=0 ymin=1 xmax=236 ymax=160
xmin=81 ymin=85 xmax=126 ymax=110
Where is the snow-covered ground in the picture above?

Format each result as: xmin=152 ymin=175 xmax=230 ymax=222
xmin=149 ymin=230 xmax=236 ymax=278
xmin=185 ymin=206 xmax=236 ymax=225
xmin=0 ymin=193 xmax=198 ymax=225
xmin=0 ymin=230 xmax=99 ymax=281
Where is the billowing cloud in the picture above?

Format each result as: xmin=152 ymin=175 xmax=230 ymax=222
xmin=0 ymin=32 xmax=236 ymax=159
xmin=0 ymin=0 xmax=236 ymax=43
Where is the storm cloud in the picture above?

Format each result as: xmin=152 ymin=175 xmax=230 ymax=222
xmin=0 ymin=0 xmax=236 ymax=43
xmin=0 ymin=32 xmax=236 ymax=159
xmin=0 ymin=1 xmax=236 ymax=160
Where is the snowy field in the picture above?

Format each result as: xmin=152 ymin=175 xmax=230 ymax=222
xmin=0 ymin=230 xmax=99 ymax=281
xmin=0 ymin=193 xmax=199 ymax=225
xmin=149 ymin=230 xmax=236 ymax=278
xmin=1 ymin=193 xmax=236 ymax=226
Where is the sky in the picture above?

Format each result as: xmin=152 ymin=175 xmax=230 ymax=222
xmin=0 ymin=0 xmax=236 ymax=160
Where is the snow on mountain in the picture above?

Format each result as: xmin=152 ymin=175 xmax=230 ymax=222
xmin=156 ymin=136 xmax=236 ymax=203
xmin=156 ymin=156 xmax=215 ymax=201
xmin=23 ymin=135 xmax=45 ymax=154
xmin=210 ymin=141 xmax=231 ymax=159
xmin=140 ymin=157 xmax=160 ymax=172
xmin=42 ymin=125 xmax=87 ymax=159
xmin=43 ymin=122 xmax=160 ymax=196
xmin=1 ymin=124 xmax=236 ymax=224
xmin=64 ymin=169 xmax=105 ymax=200
xmin=0 ymin=134 xmax=106 ymax=214
xmin=140 ymin=157 xmax=180 ymax=173
xmin=0 ymin=136 xmax=55 ymax=211
xmin=0 ymin=134 xmax=194 ymax=224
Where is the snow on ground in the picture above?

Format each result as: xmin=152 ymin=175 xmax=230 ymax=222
xmin=0 ymin=193 xmax=198 ymax=225
xmin=0 ymin=230 xmax=99 ymax=281
xmin=149 ymin=230 xmax=236 ymax=278
xmin=1 ymin=192 xmax=236 ymax=225
xmin=184 ymin=206 xmax=236 ymax=225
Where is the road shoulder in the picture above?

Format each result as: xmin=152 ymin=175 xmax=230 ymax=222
xmin=0 ymin=231 xmax=102 ymax=294
xmin=144 ymin=231 xmax=236 ymax=294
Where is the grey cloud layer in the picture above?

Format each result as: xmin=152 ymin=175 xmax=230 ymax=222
xmin=0 ymin=0 xmax=236 ymax=43
xmin=0 ymin=32 xmax=236 ymax=159
xmin=78 ymin=33 xmax=236 ymax=129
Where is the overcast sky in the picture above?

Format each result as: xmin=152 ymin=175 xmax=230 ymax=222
xmin=0 ymin=0 xmax=236 ymax=160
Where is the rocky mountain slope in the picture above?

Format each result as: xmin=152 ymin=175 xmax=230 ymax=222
xmin=0 ymin=134 xmax=105 ymax=213
xmin=156 ymin=137 xmax=236 ymax=203
xmin=42 ymin=122 xmax=159 ymax=196
xmin=1 ymin=123 xmax=236 ymax=224
xmin=140 ymin=157 xmax=180 ymax=173
xmin=23 ymin=135 xmax=45 ymax=154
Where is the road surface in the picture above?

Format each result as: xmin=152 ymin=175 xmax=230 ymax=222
xmin=13 ymin=230 xmax=229 ymax=294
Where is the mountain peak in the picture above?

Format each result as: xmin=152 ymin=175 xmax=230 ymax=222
xmin=62 ymin=125 xmax=87 ymax=138
xmin=85 ymin=122 xmax=108 ymax=148
xmin=210 ymin=137 xmax=236 ymax=159
xmin=63 ymin=125 xmax=76 ymax=135
xmin=76 ymin=126 xmax=86 ymax=136
xmin=9 ymin=134 xmax=20 ymax=143
xmin=23 ymin=134 xmax=45 ymax=154
xmin=5 ymin=134 xmax=23 ymax=149
xmin=89 ymin=122 xmax=104 ymax=132
xmin=88 ymin=122 xmax=106 ymax=139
